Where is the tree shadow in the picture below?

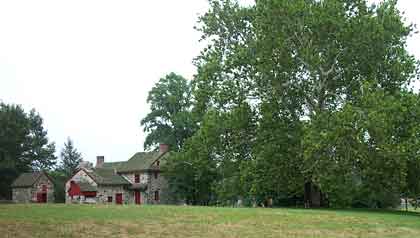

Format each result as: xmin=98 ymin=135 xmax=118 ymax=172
xmin=322 ymin=208 xmax=420 ymax=218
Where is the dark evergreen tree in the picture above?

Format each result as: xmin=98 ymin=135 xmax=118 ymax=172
xmin=0 ymin=103 xmax=56 ymax=199
xmin=26 ymin=109 xmax=57 ymax=170
xmin=59 ymin=137 xmax=83 ymax=177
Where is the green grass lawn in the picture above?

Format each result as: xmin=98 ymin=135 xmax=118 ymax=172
xmin=1 ymin=204 xmax=419 ymax=238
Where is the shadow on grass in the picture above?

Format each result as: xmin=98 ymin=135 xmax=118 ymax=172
xmin=314 ymin=207 xmax=420 ymax=218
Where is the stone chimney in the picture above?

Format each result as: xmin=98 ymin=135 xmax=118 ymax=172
xmin=159 ymin=144 xmax=169 ymax=154
xmin=96 ymin=156 xmax=105 ymax=168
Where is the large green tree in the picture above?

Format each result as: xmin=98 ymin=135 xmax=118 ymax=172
xmin=163 ymin=117 xmax=219 ymax=205
xmin=163 ymin=103 xmax=258 ymax=206
xmin=141 ymin=72 xmax=196 ymax=151
xmin=189 ymin=0 xmax=418 ymax=207
xmin=146 ymin=0 xmax=420 ymax=208
xmin=0 ymin=103 xmax=57 ymax=199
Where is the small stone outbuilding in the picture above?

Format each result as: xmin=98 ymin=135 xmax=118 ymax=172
xmin=11 ymin=171 xmax=55 ymax=203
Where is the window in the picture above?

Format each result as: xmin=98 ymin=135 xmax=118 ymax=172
xmin=108 ymin=196 xmax=113 ymax=202
xmin=154 ymin=190 xmax=159 ymax=201
xmin=42 ymin=184 xmax=47 ymax=192
xmin=154 ymin=172 xmax=158 ymax=179
xmin=135 ymin=174 xmax=140 ymax=183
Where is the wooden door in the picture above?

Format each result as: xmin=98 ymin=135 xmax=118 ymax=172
xmin=36 ymin=193 xmax=42 ymax=203
xmin=41 ymin=193 xmax=47 ymax=203
xmin=37 ymin=193 xmax=47 ymax=203
xmin=135 ymin=191 xmax=141 ymax=205
xmin=116 ymin=193 xmax=123 ymax=205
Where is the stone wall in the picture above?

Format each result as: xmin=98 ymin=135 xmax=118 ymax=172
xmin=118 ymin=170 xmax=174 ymax=205
xmin=120 ymin=171 xmax=152 ymax=205
xmin=12 ymin=188 xmax=31 ymax=203
xmin=146 ymin=153 xmax=178 ymax=204
xmin=146 ymin=171 xmax=175 ymax=204
xmin=96 ymin=185 xmax=131 ymax=204
xmin=120 ymin=172 xmax=149 ymax=184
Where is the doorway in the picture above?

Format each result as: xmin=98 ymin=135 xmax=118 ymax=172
xmin=135 ymin=191 xmax=141 ymax=205
xmin=116 ymin=193 xmax=123 ymax=205
xmin=37 ymin=193 xmax=47 ymax=203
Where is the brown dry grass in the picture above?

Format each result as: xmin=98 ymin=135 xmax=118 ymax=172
xmin=0 ymin=204 xmax=419 ymax=238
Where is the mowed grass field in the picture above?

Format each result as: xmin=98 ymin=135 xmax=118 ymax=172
xmin=1 ymin=204 xmax=420 ymax=238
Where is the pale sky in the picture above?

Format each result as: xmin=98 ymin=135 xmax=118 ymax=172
xmin=0 ymin=1 xmax=419 ymax=165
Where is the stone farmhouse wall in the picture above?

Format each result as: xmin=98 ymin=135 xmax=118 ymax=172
xmin=96 ymin=185 xmax=131 ymax=204
xmin=121 ymin=172 xmax=149 ymax=184
xmin=119 ymin=172 xmax=148 ymax=204
xmin=120 ymin=170 xmax=173 ymax=204
xmin=147 ymin=171 xmax=171 ymax=204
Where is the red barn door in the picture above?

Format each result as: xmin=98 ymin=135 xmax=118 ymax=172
xmin=116 ymin=193 xmax=123 ymax=205
xmin=68 ymin=181 xmax=81 ymax=196
xmin=36 ymin=193 xmax=42 ymax=203
xmin=135 ymin=191 xmax=141 ymax=205
xmin=36 ymin=193 xmax=47 ymax=203
xmin=41 ymin=193 xmax=47 ymax=203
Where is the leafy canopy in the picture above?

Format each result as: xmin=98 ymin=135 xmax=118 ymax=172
xmin=141 ymin=72 xmax=196 ymax=151
xmin=147 ymin=0 xmax=420 ymax=208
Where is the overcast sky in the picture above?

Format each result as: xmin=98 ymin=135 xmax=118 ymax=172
xmin=0 ymin=1 xmax=419 ymax=165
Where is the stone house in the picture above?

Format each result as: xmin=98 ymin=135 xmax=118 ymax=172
xmin=11 ymin=171 xmax=55 ymax=203
xmin=65 ymin=144 xmax=172 ymax=205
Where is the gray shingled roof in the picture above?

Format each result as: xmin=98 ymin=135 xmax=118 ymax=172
xmin=101 ymin=161 xmax=125 ymax=169
xmin=86 ymin=168 xmax=130 ymax=185
xmin=102 ymin=151 xmax=168 ymax=173
xmin=128 ymin=183 xmax=148 ymax=191
xmin=11 ymin=172 xmax=45 ymax=188
xmin=117 ymin=152 xmax=160 ymax=172
xmin=78 ymin=182 xmax=98 ymax=192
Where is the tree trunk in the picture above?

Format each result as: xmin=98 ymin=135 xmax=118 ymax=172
xmin=304 ymin=181 xmax=321 ymax=208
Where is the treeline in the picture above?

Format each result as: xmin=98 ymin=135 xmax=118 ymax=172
xmin=0 ymin=103 xmax=83 ymax=201
xmin=141 ymin=0 xmax=420 ymax=208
